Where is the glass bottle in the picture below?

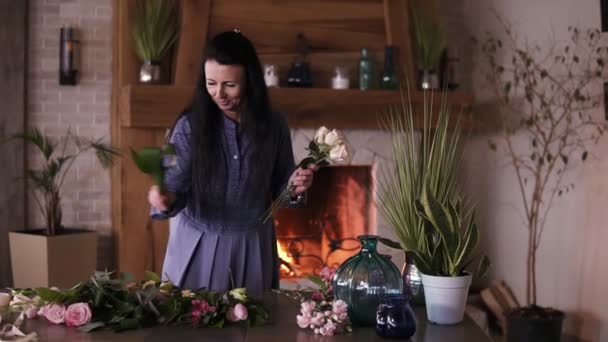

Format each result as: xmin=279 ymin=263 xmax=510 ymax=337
xmin=333 ymin=235 xmax=403 ymax=326
xmin=375 ymin=294 xmax=417 ymax=339
xmin=380 ymin=46 xmax=398 ymax=90
xmin=403 ymin=251 xmax=425 ymax=305
xmin=358 ymin=48 xmax=373 ymax=90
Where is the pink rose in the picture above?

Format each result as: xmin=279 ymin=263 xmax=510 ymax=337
xmin=320 ymin=320 xmax=337 ymax=336
xmin=227 ymin=303 xmax=248 ymax=322
xmin=296 ymin=314 xmax=311 ymax=328
xmin=65 ymin=303 xmax=92 ymax=327
xmin=319 ymin=267 xmax=336 ymax=282
xmin=43 ymin=304 xmax=66 ymax=325
xmin=25 ymin=307 xmax=39 ymax=319
xmin=311 ymin=292 xmax=323 ymax=301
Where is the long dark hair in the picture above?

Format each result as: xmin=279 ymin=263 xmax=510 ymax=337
xmin=179 ymin=31 xmax=274 ymax=215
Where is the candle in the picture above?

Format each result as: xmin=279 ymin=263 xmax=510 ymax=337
xmin=264 ymin=64 xmax=279 ymax=87
xmin=265 ymin=74 xmax=279 ymax=87
xmin=332 ymin=76 xmax=350 ymax=90
xmin=331 ymin=66 xmax=350 ymax=89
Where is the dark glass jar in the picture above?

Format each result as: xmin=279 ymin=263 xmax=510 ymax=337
xmin=380 ymin=46 xmax=398 ymax=90
xmin=376 ymin=294 xmax=417 ymax=339
xmin=333 ymin=235 xmax=403 ymax=326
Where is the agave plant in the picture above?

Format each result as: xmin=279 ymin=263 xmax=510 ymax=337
xmin=376 ymin=88 xmax=488 ymax=278
xmin=414 ymin=184 xmax=490 ymax=277
xmin=376 ymin=90 xmax=460 ymax=259
xmin=132 ymin=0 xmax=179 ymax=63
xmin=8 ymin=128 xmax=118 ymax=236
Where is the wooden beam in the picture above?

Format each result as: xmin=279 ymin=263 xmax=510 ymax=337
xmin=173 ymin=0 xmax=211 ymax=85
xmin=0 ymin=0 xmax=26 ymax=287
xmin=120 ymin=85 xmax=474 ymax=129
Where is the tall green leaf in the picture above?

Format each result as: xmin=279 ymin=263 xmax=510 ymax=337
xmin=132 ymin=0 xmax=179 ymax=62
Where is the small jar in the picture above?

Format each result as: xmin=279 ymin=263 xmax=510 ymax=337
xmin=264 ymin=64 xmax=279 ymax=87
xmin=331 ymin=66 xmax=350 ymax=89
xmin=375 ymin=294 xmax=417 ymax=339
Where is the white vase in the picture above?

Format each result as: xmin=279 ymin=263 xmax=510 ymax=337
xmin=420 ymin=273 xmax=472 ymax=325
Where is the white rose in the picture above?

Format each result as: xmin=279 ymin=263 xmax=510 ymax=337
xmin=329 ymin=144 xmax=349 ymax=163
xmin=324 ymin=130 xmax=344 ymax=147
xmin=314 ymin=126 xmax=329 ymax=145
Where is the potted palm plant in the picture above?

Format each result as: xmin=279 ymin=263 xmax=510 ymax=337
xmin=376 ymin=90 xmax=488 ymax=325
xmin=478 ymin=23 xmax=607 ymax=341
xmin=132 ymin=0 xmax=179 ymax=84
xmin=6 ymin=128 xmax=118 ymax=289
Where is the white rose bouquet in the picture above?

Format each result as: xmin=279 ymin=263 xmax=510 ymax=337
xmin=262 ymin=126 xmax=350 ymax=223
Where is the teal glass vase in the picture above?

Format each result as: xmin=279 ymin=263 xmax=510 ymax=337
xmin=333 ymin=235 xmax=403 ymax=326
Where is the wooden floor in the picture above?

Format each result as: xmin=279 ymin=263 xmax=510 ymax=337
xmin=20 ymin=293 xmax=492 ymax=342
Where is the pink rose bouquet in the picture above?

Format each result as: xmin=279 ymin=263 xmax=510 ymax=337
xmin=277 ymin=266 xmax=352 ymax=336
xmin=7 ymin=272 xmax=270 ymax=333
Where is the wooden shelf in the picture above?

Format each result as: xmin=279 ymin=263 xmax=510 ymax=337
xmin=120 ymin=85 xmax=474 ymax=129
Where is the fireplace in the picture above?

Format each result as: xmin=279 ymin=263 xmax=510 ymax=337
xmin=274 ymin=165 xmax=374 ymax=278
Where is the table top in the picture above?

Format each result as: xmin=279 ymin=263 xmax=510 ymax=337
xmin=18 ymin=293 xmax=493 ymax=342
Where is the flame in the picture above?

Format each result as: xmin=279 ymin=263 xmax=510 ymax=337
xmin=277 ymin=241 xmax=295 ymax=276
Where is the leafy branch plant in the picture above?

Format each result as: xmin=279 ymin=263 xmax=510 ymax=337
xmin=132 ymin=0 xmax=179 ymax=63
xmin=7 ymin=128 xmax=118 ymax=236
xmin=479 ymin=22 xmax=607 ymax=305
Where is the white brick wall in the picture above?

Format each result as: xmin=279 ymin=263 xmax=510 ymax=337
xmin=28 ymin=0 xmax=113 ymax=269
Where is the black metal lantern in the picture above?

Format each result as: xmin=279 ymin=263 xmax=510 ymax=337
xmin=59 ymin=26 xmax=79 ymax=86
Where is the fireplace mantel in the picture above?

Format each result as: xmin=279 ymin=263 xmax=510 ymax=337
xmin=120 ymin=85 xmax=474 ymax=130
xmin=111 ymin=0 xmax=476 ymax=280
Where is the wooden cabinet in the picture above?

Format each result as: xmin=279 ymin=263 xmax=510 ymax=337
xmin=111 ymin=0 xmax=473 ymax=278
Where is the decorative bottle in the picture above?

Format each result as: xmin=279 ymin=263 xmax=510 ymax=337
xmin=333 ymin=235 xmax=403 ymax=326
xmin=358 ymin=48 xmax=373 ymax=90
xmin=375 ymin=294 xmax=417 ymax=339
xmin=380 ymin=46 xmax=398 ymax=90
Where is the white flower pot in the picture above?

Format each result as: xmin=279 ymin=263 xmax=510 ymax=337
xmin=420 ymin=273 xmax=472 ymax=325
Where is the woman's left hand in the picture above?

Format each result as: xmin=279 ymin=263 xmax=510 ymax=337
xmin=289 ymin=164 xmax=320 ymax=197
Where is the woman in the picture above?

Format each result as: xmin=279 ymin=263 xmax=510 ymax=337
xmin=148 ymin=31 xmax=317 ymax=296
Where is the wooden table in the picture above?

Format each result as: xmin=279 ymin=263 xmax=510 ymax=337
xmin=19 ymin=294 xmax=492 ymax=341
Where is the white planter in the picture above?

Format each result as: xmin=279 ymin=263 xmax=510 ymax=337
xmin=420 ymin=273 xmax=472 ymax=325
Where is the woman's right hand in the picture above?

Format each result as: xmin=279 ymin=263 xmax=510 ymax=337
xmin=148 ymin=185 xmax=176 ymax=212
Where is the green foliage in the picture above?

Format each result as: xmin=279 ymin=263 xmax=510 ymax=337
xmin=412 ymin=11 xmax=445 ymax=70
xmin=15 ymin=271 xmax=270 ymax=333
xmin=132 ymin=0 xmax=179 ymax=62
xmin=414 ymin=185 xmax=489 ymax=277
xmin=130 ymin=144 xmax=175 ymax=186
xmin=5 ymin=128 xmax=118 ymax=235
xmin=376 ymin=88 xmax=470 ymax=274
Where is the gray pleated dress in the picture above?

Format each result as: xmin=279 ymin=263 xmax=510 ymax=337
xmin=151 ymin=113 xmax=299 ymax=298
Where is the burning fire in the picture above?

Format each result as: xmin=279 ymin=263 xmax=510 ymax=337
xmin=277 ymin=241 xmax=296 ymax=277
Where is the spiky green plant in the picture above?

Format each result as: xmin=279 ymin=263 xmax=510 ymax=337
xmin=412 ymin=13 xmax=445 ymax=71
xmin=376 ymin=89 xmax=460 ymax=264
xmin=132 ymin=0 xmax=179 ymax=62
xmin=376 ymin=89 xmax=488 ymax=277
xmin=415 ymin=184 xmax=490 ymax=277
xmin=7 ymin=128 xmax=119 ymax=236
